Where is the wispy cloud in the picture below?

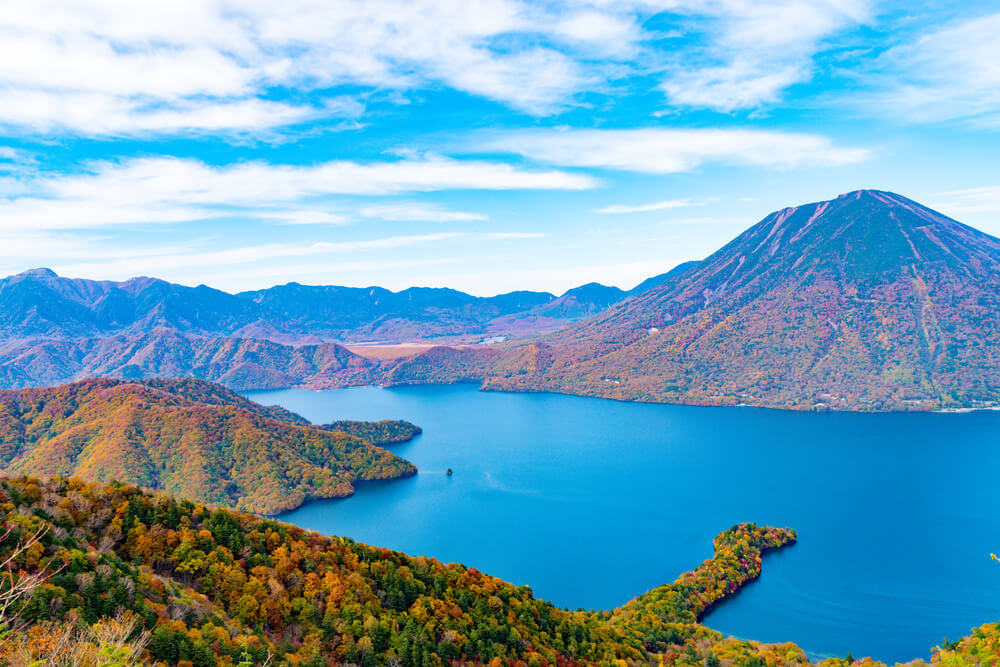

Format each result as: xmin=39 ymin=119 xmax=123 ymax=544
xmin=50 ymin=234 xmax=467 ymax=278
xmin=0 ymin=0 xmax=882 ymax=137
xmin=0 ymin=0 xmax=653 ymax=135
xmin=857 ymin=12 xmax=1000 ymax=127
xmin=17 ymin=230 xmax=553 ymax=290
xmin=597 ymin=198 xmax=704 ymax=214
xmin=359 ymin=203 xmax=487 ymax=222
xmin=657 ymin=0 xmax=872 ymax=111
xmin=935 ymin=185 xmax=1000 ymax=214
xmin=0 ymin=155 xmax=595 ymax=231
xmin=474 ymin=128 xmax=869 ymax=173
xmin=480 ymin=232 xmax=549 ymax=240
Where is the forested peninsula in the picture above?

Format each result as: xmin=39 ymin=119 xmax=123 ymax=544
xmin=0 ymin=379 xmax=418 ymax=514
xmin=2 ymin=477 xmax=997 ymax=665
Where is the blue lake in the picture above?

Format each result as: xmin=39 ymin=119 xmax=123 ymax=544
xmin=245 ymin=384 xmax=1000 ymax=663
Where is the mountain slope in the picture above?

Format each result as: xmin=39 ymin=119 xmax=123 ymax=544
xmin=322 ymin=419 xmax=423 ymax=445
xmin=628 ymin=260 xmax=701 ymax=295
xmin=237 ymin=283 xmax=559 ymax=341
xmin=0 ymin=269 xmax=652 ymax=351
xmin=526 ymin=282 xmax=628 ymax=319
xmin=0 ymin=268 xmax=261 ymax=341
xmin=0 ymin=477 xmax=828 ymax=666
xmin=480 ymin=190 xmax=1000 ymax=409
xmin=0 ymin=378 xmax=416 ymax=512
xmin=3 ymin=477 xmax=996 ymax=665
xmin=0 ymin=330 xmax=381 ymax=390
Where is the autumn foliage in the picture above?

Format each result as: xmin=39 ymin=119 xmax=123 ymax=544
xmin=0 ymin=379 xmax=416 ymax=514
xmin=5 ymin=477 xmax=996 ymax=665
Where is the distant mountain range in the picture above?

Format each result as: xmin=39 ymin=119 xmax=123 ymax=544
xmin=0 ymin=267 xmax=663 ymax=346
xmin=0 ymin=263 xmax=674 ymax=390
xmin=1 ymin=190 xmax=997 ymax=411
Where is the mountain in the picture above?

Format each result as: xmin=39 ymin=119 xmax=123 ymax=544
xmin=0 ymin=268 xmax=261 ymax=341
xmin=0 ymin=378 xmax=417 ymax=513
xmin=0 ymin=329 xmax=382 ymax=390
xmin=628 ymin=260 xmax=701 ymax=295
xmin=479 ymin=190 xmax=1000 ymax=410
xmin=237 ymin=283 xmax=558 ymax=341
xmin=0 ymin=269 xmax=653 ymax=351
xmin=0 ymin=268 xmax=674 ymax=390
xmin=5 ymin=190 xmax=995 ymax=411
xmin=2 ymin=477 xmax=995 ymax=664
xmin=525 ymin=282 xmax=628 ymax=319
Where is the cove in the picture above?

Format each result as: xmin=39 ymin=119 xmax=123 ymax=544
xmin=245 ymin=384 xmax=1000 ymax=663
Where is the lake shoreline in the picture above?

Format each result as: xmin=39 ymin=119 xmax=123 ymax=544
xmin=248 ymin=384 xmax=1000 ymax=663
xmin=273 ymin=377 xmax=1000 ymax=415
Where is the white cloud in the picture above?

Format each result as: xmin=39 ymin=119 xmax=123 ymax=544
xmin=259 ymin=210 xmax=350 ymax=225
xmin=0 ymin=146 xmax=36 ymax=173
xmin=662 ymin=61 xmax=805 ymax=111
xmin=480 ymin=232 xmax=549 ymax=240
xmin=935 ymin=186 xmax=1000 ymax=214
xmin=18 ymin=230 xmax=552 ymax=290
xmin=597 ymin=198 xmax=704 ymax=214
xmin=0 ymin=0 xmax=878 ymax=135
xmin=0 ymin=0 xmax=654 ymax=134
xmin=657 ymin=0 xmax=871 ymax=111
xmin=0 ymin=155 xmax=595 ymax=231
xmin=0 ymin=147 xmax=28 ymax=161
xmin=861 ymin=12 xmax=1000 ymax=127
xmin=475 ymin=128 xmax=869 ymax=173
xmin=0 ymin=232 xmax=192 ymax=264
xmin=359 ymin=203 xmax=487 ymax=222
xmin=51 ymin=234 xmax=467 ymax=278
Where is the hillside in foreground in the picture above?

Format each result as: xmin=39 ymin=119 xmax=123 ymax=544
xmin=1 ymin=477 xmax=996 ymax=665
xmin=0 ymin=378 xmax=418 ymax=514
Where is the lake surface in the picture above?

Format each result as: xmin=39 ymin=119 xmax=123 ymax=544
xmin=245 ymin=384 xmax=1000 ymax=663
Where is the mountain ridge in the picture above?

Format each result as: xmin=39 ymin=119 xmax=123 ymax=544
xmin=1 ymin=190 xmax=996 ymax=411
xmin=0 ymin=267 xmax=671 ymax=346
xmin=0 ymin=377 xmax=418 ymax=513
xmin=476 ymin=189 xmax=1000 ymax=409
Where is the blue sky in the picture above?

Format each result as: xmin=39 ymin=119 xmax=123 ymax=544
xmin=2 ymin=0 xmax=1000 ymax=295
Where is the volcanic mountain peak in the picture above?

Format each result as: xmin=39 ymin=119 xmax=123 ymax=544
xmin=756 ymin=188 xmax=983 ymax=241
xmin=16 ymin=267 xmax=58 ymax=279
xmin=662 ymin=189 xmax=1000 ymax=302
xmin=523 ymin=190 xmax=1000 ymax=410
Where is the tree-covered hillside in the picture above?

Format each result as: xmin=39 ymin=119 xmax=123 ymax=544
xmin=321 ymin=420 xmax=422 ymax=446
xmin=1 ymin=477 xmax=996 ymax=666
xmin=0 ymin=379 xmax=416 ymax=514
xmin=487 ymin=190 xmax=1000 ymax=411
